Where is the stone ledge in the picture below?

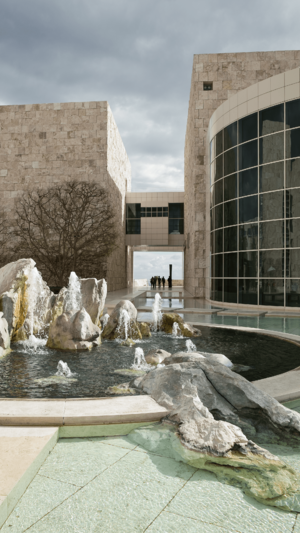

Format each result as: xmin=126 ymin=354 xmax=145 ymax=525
xmin=0 ymin=396 xmax=169 ymax=427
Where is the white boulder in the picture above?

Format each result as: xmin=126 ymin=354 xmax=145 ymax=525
xmin=0 ymin=312 xmax=10 ymax=357
xmin=47 ymin=308 xmax=101 ymax=350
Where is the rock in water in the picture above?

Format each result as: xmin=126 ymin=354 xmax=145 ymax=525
xmin=0 ymin=258 xmax=52 ymax=340
xmin=129 ymin=355 xmax=300 ymax=511
xmin=102 ymin=299 xmax=142 ymax=340
xmin=161 ymin=313 xmax=200 ymax=337
xmin=81 ymin=278 xmax=107 ymax=325
xmin=145 ymin=348 xmax=171 ymax=365
xmin=0 ymin=312 xmax=10 ymax=357
xmin=47 ymin=308 xmax=100 ymax=350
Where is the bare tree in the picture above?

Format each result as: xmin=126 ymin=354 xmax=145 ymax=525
xmin=0 ymin=213 xmax=15 ymax=268
xmin=14 ymin=181 xmax=119 ymax=286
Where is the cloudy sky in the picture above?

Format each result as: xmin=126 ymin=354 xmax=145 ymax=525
xmin=0 ymin=0 xmax=298 ymax=280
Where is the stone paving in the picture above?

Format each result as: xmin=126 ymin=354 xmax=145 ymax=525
xmin=2 ymin=403 xmax=300 ymax=533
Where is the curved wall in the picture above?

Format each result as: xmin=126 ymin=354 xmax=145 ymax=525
xmin=209 ymin=68 xmax=300 ymax=307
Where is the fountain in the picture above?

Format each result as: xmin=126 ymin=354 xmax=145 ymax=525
xmin=102 ymin=313 xmax=110 ymax=328
xmin=172 ymin=322 xmax=181 ymax=337
xmin=25 ymin=266 xmax=49 ymax=347
xmin=131 ymin=347 xmax=150 ymax=371
xmin=56 ymin=360 xmax=75 ymax=378
xmin=186 ymin=339 xmax=197 ymax=352
xmin=152 ymin=293 xmax=162 ymax=331
xmin=117 ymin=308 xmax=130 ymax=340
xmin=64 ymin=271 xmax=82 ymax=314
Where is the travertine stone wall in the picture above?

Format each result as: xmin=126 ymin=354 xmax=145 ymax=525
xmin=184 ymin=51 xmax=300 ymax=297
xmin=0 ymin=100 xmax=131 ymax=291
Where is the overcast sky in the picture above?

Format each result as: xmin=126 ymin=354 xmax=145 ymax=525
xmin=1 ymin=0 xmax=299 ymax=279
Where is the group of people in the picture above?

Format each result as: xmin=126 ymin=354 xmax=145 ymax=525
xmin=150 ymin=276 xmax=172 ymax=289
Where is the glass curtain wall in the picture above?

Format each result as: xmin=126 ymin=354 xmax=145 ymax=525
xmin=210 ymin=98 xmax=300 ymax=307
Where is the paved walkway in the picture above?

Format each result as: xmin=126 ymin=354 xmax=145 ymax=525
xmin=2 ymin=417 xmax=300 ymax=533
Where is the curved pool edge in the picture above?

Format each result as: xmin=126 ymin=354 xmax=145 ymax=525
xmin=190 ymin=321 xmax=300 ymax=403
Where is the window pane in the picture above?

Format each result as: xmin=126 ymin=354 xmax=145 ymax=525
xmin=158 ymin=210 xmax=162 ymax=217
xmin=259 ymin=132 xmax=284 ymax=164
xmin=224 ymin=226 xmax=237 ymax=252
xmin=215 ymin=204 xmax=223 ymax=229
xmin=163 ymin=207 xmax=168 ymax=217
xmin=224 ymin=200 xmax=237 ymax=227
xmin=259 ymin=104 xmax=284 ymax=136
xmin=215 ymin=229 xmax=223 ymax=253
xmin=224 ymin=122 xmax=237 ymax=151
xmin=126 ymin=219 xmax=141 ymax=234
xmin=169 ymin=203 xmax=184 ymax=218
xmin=286 ymin=279 xmax=300 ymax=307
xmin=239 ymin=224 xmax=258 ymax=250
xmin=141 ymin=207 xmax=145 ymax=218
xmin=211 ymin=278 xmax=223 ymax=301
xmin=286 ymin=127 xmax=300 ymax=159
xmin=239 ymin=279 xmax=258 ymax=305
xmin=210 ymin=208 xmax=215 ymax=231
xmin=239 ymin=251 xmax=258 ymax=277
xmin=215 ymin=154 xmax=223 ymax=180
xmin=215 ymin=179 xmax=223 ymax=205
xmin=286 ymin=219 xmax=300 ymax=248
xmin=239 ymin=140 xmax=258 ymax=170
xmin=152 ymin=207 xmax=157 ymax=217
xmin=260 ymin=220 xmax=284 ymax=249
xmin=168 ymin=219 xmax=184 ymax=234
xmin=224 ymin=253 xmax=237 ymax=277
xmin=214 ymin=254 xmax=223 ymax=277
xmin=259 ymin=162 xmax=284 ymax=193
xmin=259 ymin=191 xmax=284 ymax=221
xmin=211 ymin=231 xmax=215 ymax=255
xmin=286 ymin=158 xmax=300 ymax=188
xmin=286 ymin=188 xmax=300 ymax=218
xmin=260 ymin=250 xmax=284 ymax=277
xmin=239 ymin=195 xmax=258 ymax=223
xmin=126 ymin=203 xmax=141 ymax=218
xmin=224 ymin=174 xmax=237 ymax=201
xmin=286 ymin=99 xmax=300 ymax=129
xmin=239 ymin=113 xmax=258 ymax=144
xmin=259 ymin=279 xmax=284 ymax=306
xmin=146 ymin=207 xmax=151 ymax=217
xmin=224 ymin=279 xmax=237 ymax=303
xmin=224 ymin=147 xmax=237 ymax=176
xmin=239 ymin=167 xmax=258 ymax=197
xmin=286 ymin=249 xmax=300 ymax=277
xmin=216 ymin=130 xmax=223 ymax=156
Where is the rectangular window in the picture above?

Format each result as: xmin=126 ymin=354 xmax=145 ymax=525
xmin=286 ymin=279 xmax=300 ymax=307
xmin=239 ymin=224 xmax=258 ymax=251
xmin=169 ymin=203 xmax=184 ymax=218
xmin=259 ymin=220 xmax=284 ymax=249
xmin=260 ymin=250 xmax=284 ymax=277
xmin=239 ymin=279 xmax=258 ymax=305
xmin=259 ymin=132 xmax=284 ymax=165
xmin=239 ymin=140 xmax=258 ymax=170
xmin=224 ymin=200 xmax=237 ymax=227
xmin=239 ymin=251 xmax=258 ymax=277
xmin=140 ymin=207 xmax=145 ymax=217
xmin=239 ymin=167 xmax=258 ymax=197
xmin=169 ymin=219 xmax=184 ymax=234
xmin=163 ymin=207 xmax=168 ymax=217
xmin=259 ymin=279 xmax=284 ymax=306
xmin=224 ymin=279 xmax=237 ymax=303
xmin=224 ymin=226 xmax=237 ymax=252
xmin=224 ymin=174 xmax=237 ymax=201
xmin=224 ymin=122 xmax=237 ymax=151
xmin=214 ymin=254 xmax=223 ymax=277
xmin=286 ymin=127 xmax=300 ymax=159
xmin=126 ymin=219 xmax=141 ymax=234
xmin=211 ymin=278 xmax=223 ymax=301
xmin=152 ymin=207 xmax=157 ymax=217
xmin=259 ymin=162 xmax=284 ymax=193
xmin=239 ymin=195 xmax=258 ymax=224
xmin=224 ymin=147 xmax=237 ymax=176
xmin=286 ymin=99 xmax=300 ymax=129
xmin=216 ymin=130 xmax=223 ymax=157
xmin=286 ymin=158 xmax=300 ymax=188
xmin=214 ymin=204 xmax=223 ymax=229
xmin=126 ymin=203 xmax=141 ymax=219
xmin=157 ymin=207 xmax=162 ymax=217
xmin=239 ymin=113 xmax=258 ymax=144
xmin=286 ymin=248 xmax=300 ymax=277
xmin=259 ymin=104 xmax=284 ymax=136
xmin=215 ymin=179 xmax=223 ymax=205
xmin=146 ymin=207 xmax=151 ymax=217
xmin=203 ymin=82 xmax=213 ymax=90
xmin=224 ymin=253 xmax=237 ymax=277
xmin=286 ymin=188 xmax=300 ymax=218
xmin=215 ymin=229 xmax=223 ymax=253
xmin=286 ymin=219 xmax=300 ymax=248
xmin=259 ymin=191 xmax=284 ymax=221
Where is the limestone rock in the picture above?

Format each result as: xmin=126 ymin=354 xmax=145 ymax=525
xmin=0 ymin=312 xmax=10 ymax=357
xmin=128 ymin=423 xmax=300 ymax=512
xmin=0 ymin=258 xmax=53 ymax=340
xmin=145 ymin=348 xmax=171 ymax=366
xmin=105 ymin=382 xmax=137 ymax=395
xmin=139 ymin=322 xmax=151 ymax=337
xmin=120 ymin=338 xmax=136 ymax=347
xmin=160 ymin=313 xmax=200 ymax=337
xmin=102 ymin=299 xmax=142 ymax=340
xmin=81 ymin=278 xmax=107 ymax=325
xmin=47 ymin=308 xmax=100 ymax=350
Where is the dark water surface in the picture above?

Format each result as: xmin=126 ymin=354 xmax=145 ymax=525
xmin=1 ymin=327 xmax=300 ymax=398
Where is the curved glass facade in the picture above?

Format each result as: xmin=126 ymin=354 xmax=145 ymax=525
xmin=210 ymin=98 xmax=300 ymax=307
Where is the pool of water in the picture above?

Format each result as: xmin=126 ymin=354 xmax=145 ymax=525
xmin=1 ymin=327 xmax=300 ymax=398
xmin=134 ymin=296 xmax=221 ymax=309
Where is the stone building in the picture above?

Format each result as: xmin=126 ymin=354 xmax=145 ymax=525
xmin=0 ymin=101 xmax=131 ymax=291
xmin=184 ymin=51 xmax=300 ymax=301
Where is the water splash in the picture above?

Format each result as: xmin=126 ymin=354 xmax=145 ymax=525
xmin=21 ymin=336 xmax=47 ymax=354
xmin=131 ymin=347 xmax=150 ymax=371
xmin=56 ymin=360 xmax=75 ymax=377
xmin=27 ymin=267 xmax=47 ymax=337
xmin=172 ymin=322 xmax=181 ymax=337
xmin=117 ymin=308 xmax=130 ymax=340
xmin=186 ymin=339 xmax=197 ymax=352
xmin=64 ymin=272 xmax=82 ymax=314
xmin=102 ymin=313 xmax=110 ymax=328
xmin=152 ymin=293 xmax=162 ymax=331
xmin=99 ymin=279 xmax=107 ymax=313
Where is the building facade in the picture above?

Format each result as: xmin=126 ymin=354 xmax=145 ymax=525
xmin=184 ymin=51 xmax=300 ymax=304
